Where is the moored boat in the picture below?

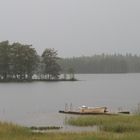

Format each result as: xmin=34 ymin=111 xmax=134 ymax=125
xmin=79 ymin=105 xmax=107 ymax=113
xmin=59 ymin=105 xmax=109 ymax=115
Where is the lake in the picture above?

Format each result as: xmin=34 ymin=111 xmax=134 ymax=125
xmin=0 ymin=74 xmax=139 ymax=131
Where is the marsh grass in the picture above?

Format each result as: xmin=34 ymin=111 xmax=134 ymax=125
xmin=0 ymin=122 xmax=98 ymax=140
xmin=68 ymin=115 xmax=140 ymax=133
xmin=0 ymin=122 xmax=31 ymax=140
xmin=0 ymin=117 xmax=140 ymax=140
xmin=101 ymin=122 xmax=140 ymax=133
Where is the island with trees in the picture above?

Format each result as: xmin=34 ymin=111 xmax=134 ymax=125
xmin=0 ymin=40 xmax=140 ymax=82
xmin=0 ymin=41 xmax=76 ymax=82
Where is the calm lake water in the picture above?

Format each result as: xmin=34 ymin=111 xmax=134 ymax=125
xmin=0 ymin=74 xmax=140 ymax=131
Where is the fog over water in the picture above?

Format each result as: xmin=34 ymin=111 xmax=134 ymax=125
xmin=0 ymin=74 xmax=139 ymax=128
xmin=0 ymin=0 xmax=140 ymax=57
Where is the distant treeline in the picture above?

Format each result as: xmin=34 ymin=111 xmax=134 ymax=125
xmin=59 ymin=54 xmax=140 ymax=73
xmin=1 ymin=40 xmax=140 ymax=82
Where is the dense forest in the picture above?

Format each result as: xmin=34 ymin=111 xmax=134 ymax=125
xmin=59 ymin=54 xmax=140 ymax=74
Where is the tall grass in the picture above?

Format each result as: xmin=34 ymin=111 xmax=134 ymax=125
xmin=0 ymin=118 xmax=140 ymax=140
xmin=68 ymin=115 xmax=140 ymax=133
xmin=0 ymin=122 xmax=31 ymax=140
xmin=101 ymin=122 xmax=140 ymax=133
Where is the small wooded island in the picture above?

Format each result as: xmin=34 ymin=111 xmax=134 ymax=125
xmin=0 ymin=41 xmax=76 ymax=82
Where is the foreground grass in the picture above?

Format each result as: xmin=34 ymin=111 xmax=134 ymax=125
xmin=1 ymin=116 xmax=140 ymax=140
xmin=0 ymin=122 xmax=97 ymax=140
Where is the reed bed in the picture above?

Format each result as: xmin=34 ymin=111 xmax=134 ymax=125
xmin=0 ymin=116 xmax=140 ymax=140
xmin=67 ymin=115 xmax=140 ymax=133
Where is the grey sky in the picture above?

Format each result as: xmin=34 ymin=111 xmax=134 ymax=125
xmin=0 ymin=0 xmax=140 ymax=57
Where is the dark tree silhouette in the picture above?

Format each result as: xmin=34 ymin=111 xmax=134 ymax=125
xmin=42 ymin=48 xmax=61 ymax=80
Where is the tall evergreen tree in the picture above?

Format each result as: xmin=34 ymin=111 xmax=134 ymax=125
xmin=42 ymin=48 xmax=61 ymax=80
xmin=11 ymin=43 xmax=38 ymax=80
xmin=0 ymin=41 xmax=11 ymax=80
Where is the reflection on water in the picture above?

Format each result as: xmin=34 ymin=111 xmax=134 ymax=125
xmin=0 ymin=74 xmax=140 ymax=131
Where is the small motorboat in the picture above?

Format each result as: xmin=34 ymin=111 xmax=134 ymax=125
xmin=79 ymin=105 xmax=108 ymax=113
xmin=59 ymin=105 xmax=109 ymax=115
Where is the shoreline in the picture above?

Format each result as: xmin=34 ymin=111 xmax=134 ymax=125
xmin=0 ymin=78 xmax=78 ymax=83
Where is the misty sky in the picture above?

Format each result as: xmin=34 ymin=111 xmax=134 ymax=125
xmin=0 ymin=0 xmax=140 ymax=57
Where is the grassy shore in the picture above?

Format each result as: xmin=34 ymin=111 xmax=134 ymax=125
xmin=1 ymin=115 xmax=140 ymax=140
xmin=0 ymin=122 xmax=97 ymax=140
xmin=68 ymin=115 xmax=140 ymax=132
xmin=67 ymin=115 xmax=140 ymax=139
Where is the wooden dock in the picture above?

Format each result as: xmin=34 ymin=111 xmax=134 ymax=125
xmin=59 ymin=110 xmax=116 ymax=115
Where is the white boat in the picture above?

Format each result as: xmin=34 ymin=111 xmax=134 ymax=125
xmin=79 ymin=105 xmax=107 ymax=113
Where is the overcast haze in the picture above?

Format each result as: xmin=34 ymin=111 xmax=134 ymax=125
xmin=0 ymin=0 xmax=140 ymax=57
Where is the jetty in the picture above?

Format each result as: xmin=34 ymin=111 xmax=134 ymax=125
xmin=59 ymin=105 xmax=130 ymax=115
xmin=59 ymin=105 xmax=114 ymax=115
